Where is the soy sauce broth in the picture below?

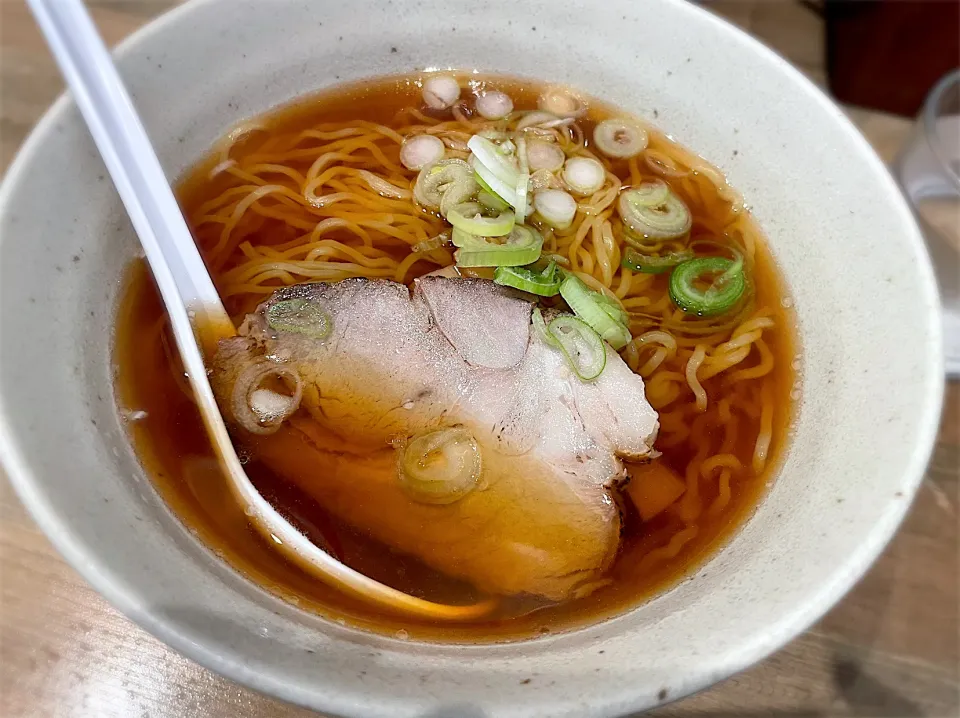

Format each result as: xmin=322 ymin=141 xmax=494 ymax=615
xmin=114 ymin=74 xmax=796 ymax=641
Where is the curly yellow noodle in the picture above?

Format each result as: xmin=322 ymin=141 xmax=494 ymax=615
xmin=685 ymin=344 xmax=708 ymax=412
xmin=638 ymin=526 xmax=699 ymax=570
xmin=753 ymin=382 xmax=775 ymax=474
xmin=175 ymin=89 xmax=790 ymax=587
xmin=707 ymin=470 xmax=733 ymax=517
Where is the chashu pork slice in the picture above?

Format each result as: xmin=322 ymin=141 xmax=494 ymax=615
xmin=211 ymin=277 xmax=659 ymax=600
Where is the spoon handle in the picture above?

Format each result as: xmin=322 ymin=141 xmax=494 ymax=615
xmin=26 ymin=0 xmax=496 ymax=622
xmin=25 ymin=0 xmax=233 ymax=350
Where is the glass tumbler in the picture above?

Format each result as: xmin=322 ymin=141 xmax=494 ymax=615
xmin=894 ymin=69 xmax=960 ymax=377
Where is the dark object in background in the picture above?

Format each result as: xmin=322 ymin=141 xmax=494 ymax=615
xmin=825 ymin=0 xmax=960 ymax=116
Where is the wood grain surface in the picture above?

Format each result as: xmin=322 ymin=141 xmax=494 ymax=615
xmin=1 ymin=1 xmax=957 ymax=716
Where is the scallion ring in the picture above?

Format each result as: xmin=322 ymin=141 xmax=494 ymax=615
xmin=533 ymin=189 xmax=577 ymax=229
xmin=493 ymin=261 xmax=561 ymax=296
xmin=548 ymin=315 xmax=607 ymax=381
xmin=532 ymin=307 xmax=559 ymax=347
xmin=594 ymin=290 xmax=630 ymax=329
xmin=538 ymin=86 xmax=586 ymax=118
xmin=414 ymin=159 xmax=476 ymax=211
xmin=454 ymin=224 xmax=543 ymax=267
xmin=471 ymin=156 xmax=520 ymax=209
xmin=398 ymin=427 xmax=481 ymax=505
xmin=593 ymin=119 xmax=648 ymax=159
xmin=525 ymin=139 xmax=565 ymax=172
xmin=562 ymin=156 xmax=606 ymax=196
xmin=621 ymin=247 xmax=695 ymax=274
xmin=669 ymin=256 xmax=746 ymax=316
xmin=478 ymin=189 xmax=509 ymax=211
xmin=446 ymin=203 xmax=515 ymax=237
xmin=467 ymin=135 xmax=521 ymax=187
xmin=624 ymin=179 xmax=670 ymax=207
xmin=514 ymin=173 xmax=530 ymax=223
xmin=618 ymin=182 xmax=692 ymax=239
xmin=559 ymin=274 xmax=632 ymax=350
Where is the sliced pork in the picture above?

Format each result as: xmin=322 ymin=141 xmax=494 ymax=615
xmin=211 ymin=277 xmax=658 ymax=600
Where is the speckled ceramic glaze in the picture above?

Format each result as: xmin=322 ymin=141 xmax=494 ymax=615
xmin=0 ymin=0 xmax=943 ymax=715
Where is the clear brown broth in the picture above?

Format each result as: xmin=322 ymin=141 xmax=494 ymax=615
xmin=114 ymin=74 xmax=796 ymax=641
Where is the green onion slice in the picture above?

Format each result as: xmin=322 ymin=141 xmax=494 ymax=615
xmin=621 ymin=247 xmax=695 ymax=274
xmin=414 ymin=159 xmax=477 ymax=211
xmin=595 ymin=290 xmax=630 ymax=329
xmin=455 ymin=224 xmax=543 ymax=267
xmin=669 ymin=256 xmax=746 ymax=316
xmin=559 ymin=274 xmax=632 ymax=350
xmin=514 ymin=172 xmax=530 ymax=223
xmin=478 ymin=189 xmax=510 ymax=211
xmin=446 ymin=203 xmax=515 ymax=237
xmin=267 ymin=298 xmax=332 ymax=338
xmin=467 ymin=135 xmax=521 ymax=187
xmin=450 ymin=226 xmax=475 ymax=248
xmin=618 ymin=181 xmax=692 ymax=239
xmin=471 ymin=157 xmax=519 ymax=209
xmin=547 ymin=315 xmax=607 ymax=380
xmin=398 ymin=427 xmax=481 ymax=505
xmin=625 ymin=179 xmax=670 ymax=207
xmin=532 ymin=307 xmax=559 ymax=347
xmin=493 ymin=261 xmax=561 ymax=296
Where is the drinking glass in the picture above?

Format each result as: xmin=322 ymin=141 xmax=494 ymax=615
xmin=894 ymin=69 xmax=960 ymax=377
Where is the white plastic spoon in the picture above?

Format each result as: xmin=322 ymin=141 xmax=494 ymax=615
xmin=27 ymin=0 xmax=493 ymax=621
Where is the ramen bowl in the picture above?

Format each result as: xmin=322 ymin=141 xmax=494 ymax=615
xmin=0 ymin=0 xmax=943 ymax=715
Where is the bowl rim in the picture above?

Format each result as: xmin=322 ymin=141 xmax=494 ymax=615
xmin=0 ymin=0 xmax=945 ymax=714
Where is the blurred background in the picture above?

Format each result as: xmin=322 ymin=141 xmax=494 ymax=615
xmin=1 ymin=1 xmax=957 ymax=717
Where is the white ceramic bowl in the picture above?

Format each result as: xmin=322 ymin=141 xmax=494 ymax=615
xmin=0 ymin=0 xmax=943 ymax=715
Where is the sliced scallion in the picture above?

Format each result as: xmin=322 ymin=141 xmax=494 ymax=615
xmin=595 ymin=290 xmax=630 ymax=329
xmin=621 ymin=247 xmax=695 ymax=274
xmin=548 ymin=315 xmax=606 ymax=381
xmin=559 ymin=274 xmax=631 ymax=350
xmin=450 ymin=227 xmax=474 ymax=248
xmin=478 ymin=189 xmax=510 ymax=211
xmin=475 ymin=171 xmax=507 ymax=204
xmin=533 ymin=189 xmax=577 ymax=229
xmin=593 ymin=119 xmax=648 ymax=159
xmin=669 ymin=256 xmax=746 ymax=316
xmin=475 ymin=90 xmax=514 ymax=120
xmin=625 ymin=179 xmax=670 ymax=207
xmin=446 ymin=203 xmax=515 ymax=237
xmin=514 ymin=173 xmax=530 ymax=223
xmin=563 ymin=156 xmax=606 ymax=196
xmin=493 ymin=261 xmax=561 ymax=296
xmin=532 ymin=307 xmax=559 ymax=347
xmin=398 ymin=427 xmax=481 ymax=505
xmin=525 ymin=139 xmax=565 ymax=172
xmin=414 ymin=159 xmax=477 ymax=211
xmin=455 ymin=224 xmax=543 ymax=267
xmin=618 ymin=181 xmax=691 ymax=239
xmin=471 ymin=157 xmax=519 ymax=209
xmin=467 ymin=135 xmax=521 ymax=187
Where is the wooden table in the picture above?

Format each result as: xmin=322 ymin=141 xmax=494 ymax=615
xmin=1 ymin=2 xmax=957 ymax=716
